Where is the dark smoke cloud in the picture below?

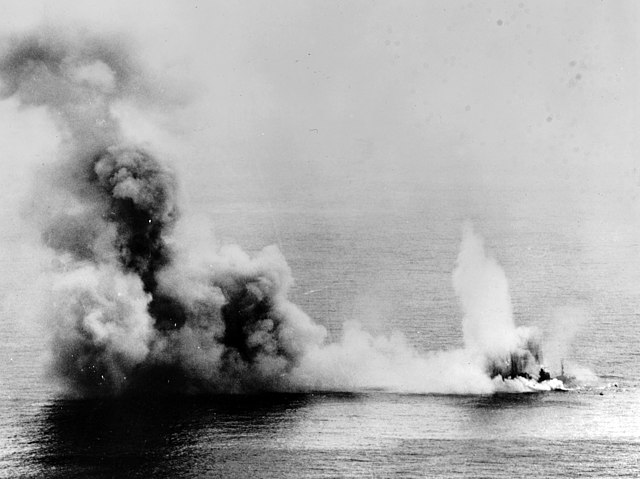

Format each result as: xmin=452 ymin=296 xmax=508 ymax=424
xmin=92 ymin=146 xmax=178 ymax=290
xmin=1 ymin=28 xmax=179 ymax=318
xmin=0 ymin=28 xmax=338 ymax=396
xmin=2 ymin=28 xmax=584 ymax=397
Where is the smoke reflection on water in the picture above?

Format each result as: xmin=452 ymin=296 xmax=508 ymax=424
xmin=5 ymin=388 xmax=637 ymax=478
xmin=25 ymin=394 xmax=320 ymax=478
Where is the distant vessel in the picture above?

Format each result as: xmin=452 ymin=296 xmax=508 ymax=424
xmin=491 ymin=362 xmax=568 ymax=393
xmin=556 ymin=359 xmax=579 ymax=389
xmin=493 ymin=375 xmax=568 ymax=393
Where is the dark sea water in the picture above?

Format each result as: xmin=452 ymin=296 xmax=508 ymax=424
xmin=2 ymin=390 xmax=639 ymax=478
xmin=2 ymin=185 xmax=639 ymax=477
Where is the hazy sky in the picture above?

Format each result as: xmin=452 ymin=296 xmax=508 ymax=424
xmin=0 ymin=0 xmax=638 ymax=229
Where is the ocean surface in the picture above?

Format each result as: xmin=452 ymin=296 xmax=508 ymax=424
xmin=1 ymin=184 xmax=639 ymax=478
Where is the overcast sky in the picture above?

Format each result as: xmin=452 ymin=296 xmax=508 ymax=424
xmin=0 ymin=0 xmax=638 ymax=227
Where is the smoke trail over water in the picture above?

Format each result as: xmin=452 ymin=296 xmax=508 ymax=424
xmin=1 ymin=29 xmax=583 ymax=397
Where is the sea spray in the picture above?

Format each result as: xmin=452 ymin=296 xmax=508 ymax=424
xmin=453 ymin=224 xmax=544 ymax=380
xmin=1 ymin=28 xmax=585 ymax=396
xmin=453 ymin=223 xmax=519 ymax=359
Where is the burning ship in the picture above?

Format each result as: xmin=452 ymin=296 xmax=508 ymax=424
xmin=489 ymin=351 xmax=568 ymax=393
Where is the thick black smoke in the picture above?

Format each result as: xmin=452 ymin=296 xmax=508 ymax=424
xmin=91 ymin=146 xmax=184 ymax=330
xmin=0 ymin=29 xmax=329 ymax=396
xmin=1 ymin=30 xmax=179 ymax=323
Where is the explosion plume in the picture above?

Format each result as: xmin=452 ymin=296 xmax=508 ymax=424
xmin=1 ymin=29 xmax=583 ymax=397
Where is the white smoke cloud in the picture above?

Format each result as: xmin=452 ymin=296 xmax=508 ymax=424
xmin=46 ymin=263 xmax=154 ymax=396
xmin=290 ymin=321 xmax=494 ymax=394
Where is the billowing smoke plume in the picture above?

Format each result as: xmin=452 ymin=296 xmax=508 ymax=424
xmin=0 ymin=29 xmax=327 ymax=395
xmin=1 ymin=29 xmax=586 ymax=397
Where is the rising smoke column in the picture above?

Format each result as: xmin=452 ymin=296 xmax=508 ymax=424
xmin=0 ymin=28 xmax=327 ymax=396
xmin=0 ymin=29 xmax=178 ymax=291
xmin=0 ymin=29 xmax=173 ymax=394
